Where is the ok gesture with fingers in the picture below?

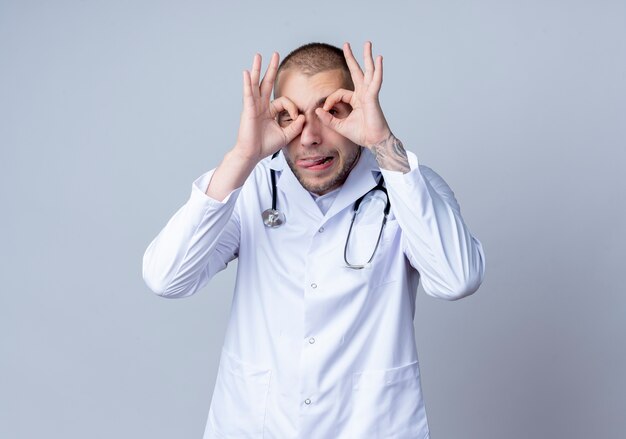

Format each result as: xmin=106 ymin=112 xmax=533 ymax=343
xmin=235 ymin=52 xmax=305 ymax=164
xmin=315 ymin=41 xmax=391 ymax=149
xmin=315 ymin=41 xmax=410 ymax=173
xmin=206 ymin=51 xmax=305 ymax=201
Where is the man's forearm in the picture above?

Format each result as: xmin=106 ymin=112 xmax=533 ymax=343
xmin=370 ymin=134 xmax=410 ymax=174
xmin=206 ymin=148 xmax=258 ymax=201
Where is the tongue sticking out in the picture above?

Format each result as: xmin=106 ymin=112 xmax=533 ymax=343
xmin=311 ymin=157 xmax=328 ymax=165
xmin=298 ymin=156 xmax=334 ymax=170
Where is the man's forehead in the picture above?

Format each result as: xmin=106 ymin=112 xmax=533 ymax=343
xmin=274 ymin=68 xmax=348 ymax=102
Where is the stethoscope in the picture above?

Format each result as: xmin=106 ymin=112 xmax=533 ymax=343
xmin=261 ymin=151 xmax=287 ymax=228
xmin=262 ymin=151 xmax=391 ymax=269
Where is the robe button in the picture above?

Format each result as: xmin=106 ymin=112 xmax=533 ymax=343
xmin=304 ymin=398 xmax=311 ymax=405
xmin=309 ymin=337 xmax=315 ymax=344
xmin=310 ymin=283 xmax=317 ymax=289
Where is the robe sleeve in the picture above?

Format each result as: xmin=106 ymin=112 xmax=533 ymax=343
xmin=380 ymin=151 xmax=486 ymax=300
xmin=142 ymin=169 xmax=242 ymax=298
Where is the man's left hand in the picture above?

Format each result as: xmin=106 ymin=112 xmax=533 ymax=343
xmin=315 ymin=41 xmax=391 ymax=149
xmin=316 ymin=41 xmax=410 ymax=173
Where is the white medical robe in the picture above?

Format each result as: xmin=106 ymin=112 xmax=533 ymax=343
xmin=142 ymin=147 xmax=486 ymax=438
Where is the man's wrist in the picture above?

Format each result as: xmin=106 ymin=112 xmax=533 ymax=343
xmin=226 ymin=148 xmax=259 ymax=173
xmin=370 ymin=133 xmax=411 ymax=174
xmin=204 ymin=148 xmax=258 ymax=200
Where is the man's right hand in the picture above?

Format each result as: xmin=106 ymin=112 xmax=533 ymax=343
xmin=206 ymin=52 xmax=303 ymax=201
xmin=233 ymin=52 xmax=305 ymax=164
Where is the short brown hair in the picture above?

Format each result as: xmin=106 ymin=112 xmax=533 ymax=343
xmin=274 ymin=42 xmax=354 ymax=96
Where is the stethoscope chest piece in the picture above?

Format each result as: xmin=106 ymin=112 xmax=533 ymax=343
xmin=262 ymin=208 xmax=285 ymax=228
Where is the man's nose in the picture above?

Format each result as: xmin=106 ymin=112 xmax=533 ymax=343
xmin=300 ymin=113 xmax=323 ymax=147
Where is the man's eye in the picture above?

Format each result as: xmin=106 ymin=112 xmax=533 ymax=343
xmin=278 ymin=116 xmax=292 ymax=126
xmin=330 ymin=107 xmax=349 ymax=118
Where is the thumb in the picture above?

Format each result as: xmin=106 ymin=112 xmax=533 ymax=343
xmin=282 ymin=114 xmax=305 ymax=143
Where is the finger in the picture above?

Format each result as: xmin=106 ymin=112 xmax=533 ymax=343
xmin=249 ymin=53 xmax=262 ymax=98
xmin=282 ymin=114 xmax=305 ymax=143
xmin=371 ymin=55 xmax=383 ymax=91
xmin=315 ymin=107 xmax=343 ymax=132
xmin=342 ymin=42 xmax=364 ymax=86
xmin=322 ymin=88 xmax=354 ymax=111
xmin=242 ymin=70 xmax=255 ymax=109
xmin=363 ymin=41 xmax=375 ymax=84
xmin=269 ymin=96 xmax=299 ymax=121
xmin=260 ymin=52 xmax=279 ymax=98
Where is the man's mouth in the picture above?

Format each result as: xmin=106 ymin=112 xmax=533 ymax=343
xmin=297 ymin=156 xmax=335 ymax=171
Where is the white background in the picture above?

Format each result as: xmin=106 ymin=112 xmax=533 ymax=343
xmin=2 ymin=1 xmax=625 ymax=437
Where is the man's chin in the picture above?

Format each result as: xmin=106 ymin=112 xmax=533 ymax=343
xmin=286 ymin=151 xmax=359 ymax=195
xmin=298 ymin=176 xmax=339 ymax=196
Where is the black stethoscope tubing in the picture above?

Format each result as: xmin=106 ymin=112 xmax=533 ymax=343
xmin=263 ymin=151 xmax=391 ymax=268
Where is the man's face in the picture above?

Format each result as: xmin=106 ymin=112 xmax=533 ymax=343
xmin=274 ymin=68 xmax=360 ymax=195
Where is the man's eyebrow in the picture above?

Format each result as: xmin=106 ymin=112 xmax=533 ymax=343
xmin=292 ymin=97 xmax=329 ymax=114
xmin=279 ymin=96 xmax=348 ymax=115
xmin=316 ymin=96 xmax=328 ymax=107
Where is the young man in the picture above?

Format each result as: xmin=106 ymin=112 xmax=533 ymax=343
xmin=143 ymin=41 xmax=485 ymax=439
